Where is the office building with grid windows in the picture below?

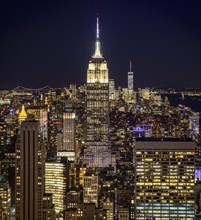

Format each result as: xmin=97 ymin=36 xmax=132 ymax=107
xmin=134 ymin=138 xmax=195 ymax=219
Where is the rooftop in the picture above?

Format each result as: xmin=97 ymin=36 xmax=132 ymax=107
xmin=135 ymin=137 xmax=194 ymax=142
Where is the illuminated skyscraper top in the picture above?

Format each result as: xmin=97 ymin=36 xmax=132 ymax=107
xmin=18 ymin=105 xmax=27 ymax=123
xmin=92 ymin=14 xmax=103 ymax=59
xmin=87 ymin=14 xmax=108 ymax=84
xmin=19 ymin=105 xmax=27 ymax=118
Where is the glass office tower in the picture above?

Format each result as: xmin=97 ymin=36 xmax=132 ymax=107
xmin=134 ymin=138 xmax=195 ymax=219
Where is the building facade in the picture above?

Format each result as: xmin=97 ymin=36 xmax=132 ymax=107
xmin=43 ymin=193 xmax=56 ymax=220
xmin=15 ymin=119 xmax=45 ymax=220
xmin=109 ymin=79 xmax=115 ymax=101
xmin=128 ymin=61 xmax=133 ymax=91
xmin=83 ymin=173 xmax=99 ymax=207
xmin=134 ymin=138 xmax=195 ymax=219
xmin=84 ymin=15 xmax=111 ymax=167
xmin=45 ymin=160 xmax=67 ymax=216
xmin=61 ymin=103 xmax=76 ymax=160
xmin=0 ymin=175 xmax=11 ymax=220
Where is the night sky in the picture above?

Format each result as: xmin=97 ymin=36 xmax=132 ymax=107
xmin=0 ymin=0 xmax=200 ymax=89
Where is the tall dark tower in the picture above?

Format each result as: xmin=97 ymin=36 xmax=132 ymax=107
xmin=15 ymin=119 xmax=45 ymax=220
xmin=84 ymin=15 xmax=111 ymax=167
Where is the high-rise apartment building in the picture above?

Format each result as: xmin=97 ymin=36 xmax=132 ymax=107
xmin=15 ymin=119 xmax=45 ymax=220
xmin=84 ymin=15 xmax=111 ymax=167
xmin=134 ymin=138 xmax=195 ymax=219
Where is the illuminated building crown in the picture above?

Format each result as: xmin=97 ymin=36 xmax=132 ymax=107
xmin=87 ymin=14 xmax=108 ymax=83
xmin=19 ymin=105 xmax=27 ymax=118
xmin=18 ymin=104 xmax=27 ymax=123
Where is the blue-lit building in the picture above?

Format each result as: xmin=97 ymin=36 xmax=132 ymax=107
xmin=133 ymin=125 xmax=153 ymax=138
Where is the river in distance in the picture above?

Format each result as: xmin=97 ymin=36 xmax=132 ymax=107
xmin=161 ymin=94 xmax=201 ymax=112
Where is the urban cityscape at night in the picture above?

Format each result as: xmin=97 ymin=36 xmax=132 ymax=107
xmin=0 ymin=0 xmax=201 ymax=220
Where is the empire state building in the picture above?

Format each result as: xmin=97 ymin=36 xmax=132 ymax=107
xmin=84 ymin=15 xmax=112 ymax=167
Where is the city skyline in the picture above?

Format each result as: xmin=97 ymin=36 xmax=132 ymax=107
xmin=0 ymin=0 xmax=200 ymax=89
xmin=0 ymin=1 xmax=201 ymax=216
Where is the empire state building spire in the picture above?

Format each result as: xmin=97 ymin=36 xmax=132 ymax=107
xmin=92 ymin=14 xmax=103 ymax=59
xmin=96 ymin=13 xmax=99 ymax=39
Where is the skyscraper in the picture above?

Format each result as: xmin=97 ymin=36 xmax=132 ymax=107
xmin=134 ymin=138 xmax=195 ymax=219
xmin=39 ymin=107 xmax=48 ymax=141
xmin=84 ymin=15 xmax=111 ymax=167
xmin=109 ymin=79 xmax=115 ymax=101
xmin=60 ymin=103 xmax=76 ymax=161
xmin=189 ymin=115 xmax=200 ymax=136
xmin=128 ymin=61 xmax=133 ymax=91
xmin=15 ymin=118 xmax=45 ymax=220
xmin=26 ymin=106 xmax=48 ymax=141
xmin=45 ymin=160 xmax=67 ymax=217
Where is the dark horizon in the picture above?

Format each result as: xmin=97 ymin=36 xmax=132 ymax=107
xmin=0 ymin=0 xmax=200 ymax=89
